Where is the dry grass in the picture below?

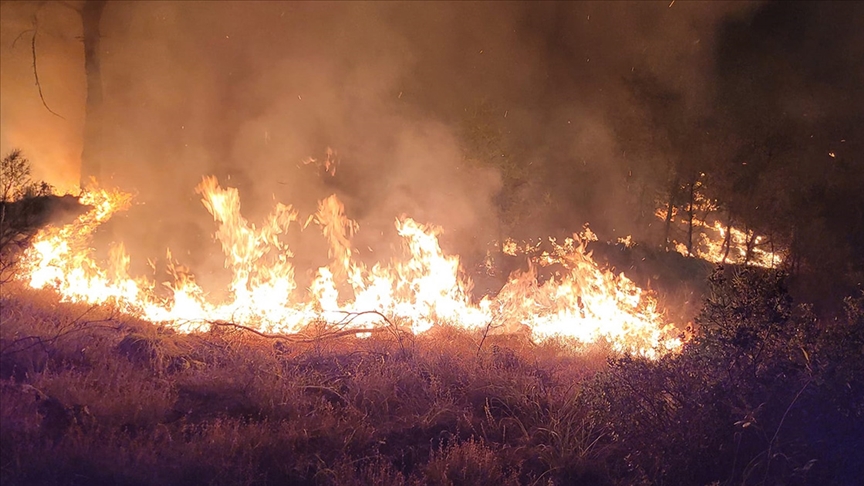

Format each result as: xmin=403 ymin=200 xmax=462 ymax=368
xmin=2 ymin=276 xmax=862 ymax=485
xmin=0 ymin=283 xmax=614 ymax=485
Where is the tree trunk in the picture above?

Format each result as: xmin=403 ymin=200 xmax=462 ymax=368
xmin=770 ymin=238 xmax=775 ymax=268
xmin=789 ymin=225 xmax=800 ymax=276
xmin=744 ymin=226 xmax=756 ymax=264
xmin=722 ymin=210 xmax=733 ymax=264
xmin=663 ymin=177 xmax=679 ymax=251
xmin=79 ymin=0 xmax=106 ymax=188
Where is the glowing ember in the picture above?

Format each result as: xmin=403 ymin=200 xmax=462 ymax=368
xmin=18 ymin=177 xmax=681 ymax=357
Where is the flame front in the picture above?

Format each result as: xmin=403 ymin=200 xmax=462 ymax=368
xmin=18 ymin=177 xmax=681 ymax=357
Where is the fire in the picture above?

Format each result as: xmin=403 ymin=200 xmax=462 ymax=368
xmin=17 ymin=177 xmax=681 ymax=357
xmin=657 ymin=207 xmax=784 ymax=268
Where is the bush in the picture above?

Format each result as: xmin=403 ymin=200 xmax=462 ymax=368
xmin=582 ymin=266 xmax=864 ymax=485
xmin=1 ymin=150 xmax=56 ymax=278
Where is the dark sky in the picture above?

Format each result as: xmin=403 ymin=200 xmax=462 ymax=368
xmin=1 ymin=1 xmax=861 ymax=274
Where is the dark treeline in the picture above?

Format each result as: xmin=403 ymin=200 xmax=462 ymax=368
xmin=460 ymin=1 xmax=863 ymax=312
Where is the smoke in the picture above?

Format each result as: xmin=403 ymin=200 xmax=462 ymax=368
xmin=1 ymin=1 xmax=760 ymax=277
xmin=0 ymin=1 xmax=85 ymax=192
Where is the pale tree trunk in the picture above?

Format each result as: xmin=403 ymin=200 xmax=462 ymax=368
xmin=79 ymin=0 xmax=106 ymax=188
xmin=744 ymin=225 xmax=756 ymax=264
xmin=722 ymin=210 xmax=733 ymax=264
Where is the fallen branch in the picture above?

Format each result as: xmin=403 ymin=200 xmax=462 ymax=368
xmin=0 ymin=319 xmax=119 ymax=358
xmin=331 ymin=309 xmax=414 ymax=355
xmin=299 ymin=385 xmax=349 ymax=406
xmin=206 ymin=318 xmax=395 ymax=344
xmin=332 ymin=309 xmax=396 ymax=329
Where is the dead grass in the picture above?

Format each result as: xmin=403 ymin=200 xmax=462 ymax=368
xmin=2 ymin=279 xmax=861 ymax=485
xmin=0 ymin=283 xmax=617 ymax=485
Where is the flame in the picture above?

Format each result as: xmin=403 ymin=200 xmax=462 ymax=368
xmin=656 ymin=207 xmax=784 ymax=268
xmin=17 ymin=177 xmax=681 ymax=357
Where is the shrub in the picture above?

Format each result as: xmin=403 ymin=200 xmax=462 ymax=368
xmin=582 ymin=266 xmax=864 ymax=485
xmin=0 ymin=150 xmax=63 ymax=279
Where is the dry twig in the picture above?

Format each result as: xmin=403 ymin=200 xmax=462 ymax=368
xmin=205 ymin=310 xmax=403 ymax=345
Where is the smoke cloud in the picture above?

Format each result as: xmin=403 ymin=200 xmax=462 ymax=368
xmin=0 ymin=1 xmax=767 ymax=278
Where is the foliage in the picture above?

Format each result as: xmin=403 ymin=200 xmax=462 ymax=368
xmin=0 ymin=150 xmax=87 ymax=283
xmin=1 ymin=150 xmax=52 ymax=203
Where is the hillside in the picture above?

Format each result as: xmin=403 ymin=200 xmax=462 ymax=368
xmin=2 ymin=269 xmax=862 ymax=485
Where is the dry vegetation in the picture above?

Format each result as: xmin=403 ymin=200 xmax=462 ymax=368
xmin=1 ymin=280 xmax=610 ymax=485
xmin=2 ymin=266 xmax=863 ymax=486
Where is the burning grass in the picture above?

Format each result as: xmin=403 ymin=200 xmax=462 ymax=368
xmin=1 ymin=283 xmax=611 ymax=485
xmin=16 ymin=178 xmax=681 ymax=357
xmin=2 ymin=177 xmax=861 ymax=485
xmin=2 ymin=270 xmax=863 ymax=485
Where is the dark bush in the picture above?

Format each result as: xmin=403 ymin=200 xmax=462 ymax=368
xmin=582 ymin=266 xmax=864 ymax=485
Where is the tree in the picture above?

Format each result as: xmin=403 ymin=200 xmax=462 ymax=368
xmin=614 ymin=73 xmax=716 ymax=253
xmin=20 ymin=1 xmax=107 ymax=188
xmin=711 ymin=1 xmax=864 ymax=307
xmin=77 ymin=0 xmax=107 ymax=187
xmin=1 ymin=150 xmax=32 ymax=204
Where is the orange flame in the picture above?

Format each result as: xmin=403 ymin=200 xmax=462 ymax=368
xmin=19 ymin=177 xmax=681 ymax=357
xmin=657 ymin=207 xmax=784 ymax=268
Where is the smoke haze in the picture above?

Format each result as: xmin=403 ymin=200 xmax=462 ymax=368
xmin=5 ymin=1 xmax=860 ymax=285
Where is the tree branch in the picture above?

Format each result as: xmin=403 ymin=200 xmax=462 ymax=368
xmin=476 ymin=317 xmax=499 ymax=357
xmin=206 ymin=316 xmax=397 ymax=343
xmin=30 ymin=14 xmax=65 ymax=120
xmin=11 ymin=29 xmax=35 ymax=49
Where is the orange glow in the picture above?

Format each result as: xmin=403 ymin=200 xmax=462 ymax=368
xmin=19 ymin=177 xmax=681 ymax=357
xmin=656 ymin=207 xmax=784 ymax=268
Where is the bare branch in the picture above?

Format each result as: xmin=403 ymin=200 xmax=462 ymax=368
xmin=203 ymin=310 xmax=407 ymax=345
xmin=206 ymin=319 xmax=392 ymax=343
xmin=207 ymin=320 xmax=284 ymax=339
xmin=476 ymin=317 xmax=500 ymax=357
xmin=0 ymin=317 xmax=119 ymax=358
xmin=331 ymin=309 xmax=397 ymax=329
xmin=30 ymin=15 xmax=65 ymax=120
xmin=11 ymin=29 xmax=35 ymax=49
